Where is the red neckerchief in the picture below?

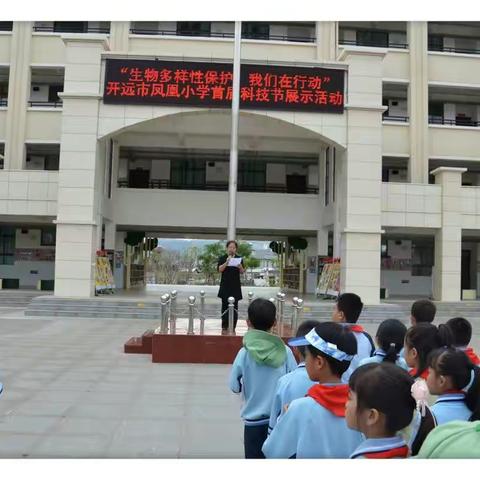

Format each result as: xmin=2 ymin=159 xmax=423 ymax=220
xmin=348 ymin=324 xmax=364 ymax=333
xmin=307 ymin=384 xmax=349 ymax=417
xmin=464 ymin=347 xmax=480 ymax=366
xmin=364 ymin=445 xmax=409 ymax=459
xmin=409 ymin=368 xmax=429 ymax=379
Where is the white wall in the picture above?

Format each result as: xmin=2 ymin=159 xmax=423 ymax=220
xmin=30 ymin=85 xmax=49 ymax=102
xmin=381 ymin=270 xmax=432 ymax=297
xmin=150 ymin=159 xmax=170 ymax=180
xmin=206 ymin=161 xmax=228 ymax=183
xmin=266 ymin=163 xmax=286 ymax=185
xmin=387 ymin=99 xmax=408 ymax=117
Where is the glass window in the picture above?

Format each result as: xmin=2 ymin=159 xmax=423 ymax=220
xmin=428 ymin=35 xmax=444 ymax=52
xmin=0 ymin=227 xmax=15 ymax=265
xmin=242 ymin=22 xmax=270 ymax=40
xmin=238 ymin=160 xmax=266 ymax=191
xmin=357 ymin=30 xmax=389 ymax=47
xmin=176 ymin=22 xmax=211 ymax=37
xmin=170 ymin=159 xmax=206 ymax=188
xmin=53 ymin=22 xmax=87 ymax=33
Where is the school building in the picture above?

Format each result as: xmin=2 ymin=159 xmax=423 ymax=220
xmin=1 ymin=21 xmax=480 ymax=304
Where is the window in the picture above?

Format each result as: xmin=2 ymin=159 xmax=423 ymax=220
xmin=176 ymin=22 xmax=211 ymax=37
xmin=242 ymin=22 xmax=270 ymax=40
xmin=26 ymin=144 xmax=60 ymax=171
xmin=428 ymin=35 xmax=444 ymax=52
xmin=357 ymin=30 xmax=389 ymax=47
xmin=48 ymin=85 xmax=62 ymax=103
xmin=0 ymin=227 xmax=15 ymax=265
xmin=41 ymin=228 xmax=56 ymax=246
xmin=325 ymin=148 xmax=330 ymax=206
xmin=53 ymin=22 xmax=87 ymax=33
xmin=170 ymin=159 xmax=206 ymax=188
xmin=0 ymin=22 xmax=13 ymax=31
xmin=0 ymin=143 xmax=4 ymax=169
xmin=238 ymin=160 xmax=266 ymax=191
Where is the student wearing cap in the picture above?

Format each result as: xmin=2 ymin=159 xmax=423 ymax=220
xmin=268 ymin=320 xmax=320 ymax=434
xmin=262 ymin=322 xmax=363 ymax=459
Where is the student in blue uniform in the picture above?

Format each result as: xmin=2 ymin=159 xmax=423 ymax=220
xmin=426 ymin=347 xmax=480 ymax=425
xmin=446 ymin=317 xmax=480 ymax=366
xmin=229 ymin=298 xmax=297 ymax=459
xmin=268 ymin=320 xmax=321 ymax=433
xmin=404 ymin=323 xmax=453 ymax=380
xmin=262 ymin=322 xmax=363 ymax=458
xmin=331 ymin=293 xmax=375 ymax=382
xmin=346 ymin=363 xmax=417 ymax=458
xmin=358 ymin=318 xmax=408 ymax=370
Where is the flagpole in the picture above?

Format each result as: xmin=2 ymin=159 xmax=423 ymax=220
xmin=227 ymin=21 xmax=242 ymax=241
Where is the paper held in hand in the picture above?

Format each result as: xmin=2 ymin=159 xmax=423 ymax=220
xmin=228 ymin=257 xmax=242 ymax=267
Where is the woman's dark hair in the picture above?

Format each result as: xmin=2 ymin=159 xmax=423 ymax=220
xmin=446 ymin=317 xmax=472 ymax=347
xmin=336 ymin=293 xmax=363 ymax=323
xmin=226 ymin=240 xmax=238 ymax=248
xmin=306 ymin=322 xmax=357 ymax=376
xmin=428 ymin=348 xmax=480 ymax=421
xmin=405 ymin=323 xmax=453 ymax=378
xmin=376 ymin=318 xmax=407 ymax=363
xmin=349 ymin=363 xmax=416 ymax=434
xmin=294 ymin=320 xmax=321 ymax=358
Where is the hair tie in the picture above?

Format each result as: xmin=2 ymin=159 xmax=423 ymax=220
xmin=389 ymin=343 xmax=396 ymax=347
xmin=411 ymin=378 xmax=429 ymax=417
xmin=462 ymin=369 xmax=475 ymax=393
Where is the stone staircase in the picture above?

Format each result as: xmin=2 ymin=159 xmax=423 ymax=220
xmin=0 ymin=290 xmax=52 ymax=309
xmin=22 ymin=294 xmax=480 ymax=325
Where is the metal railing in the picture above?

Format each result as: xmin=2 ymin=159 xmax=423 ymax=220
xmin=28 ymin=100 xmax=63 ymax=108
xmin=33 ymin=25 xmax=110 ymax=34
xmin=117 ymin=179 xmax=318 ymax=194
xmin=382 ymin=114 xmax=409 ymax=122
xmin=129 ymin=28 xmax=315 ymax=43
xmin=428 ymin=116 xmax=480 ymax=127
xmin=428 ymin=43 xmax=480 ymax=55
xmin=339 ymin=38 xmax=408 ymax=49
xmin=0 ymin=99 xmax=7 ymax=107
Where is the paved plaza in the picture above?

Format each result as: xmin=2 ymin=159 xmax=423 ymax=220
xmin=1 ymin=300 xmax=480 ymax=458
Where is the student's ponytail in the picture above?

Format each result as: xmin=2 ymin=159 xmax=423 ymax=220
xmin=384 ymin=343 xmax=398 ymax=363
xmin=438 ymin=324 xmax=454 ymax=349
xmin=466 ymin=366 xmax=480 ymax=421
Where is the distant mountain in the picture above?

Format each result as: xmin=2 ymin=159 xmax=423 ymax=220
xmin=157 ymin=238 xmax=271 ymax=255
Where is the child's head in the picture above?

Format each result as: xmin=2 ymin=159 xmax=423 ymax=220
xmin=410 ymin=299 xmax=436 ymax=326
xmin=446 ymin=317 xmax=472 ymax=348
xmin=293 ymin=320 xmax=321 ymax=360
xmin=289 ymin=322 xmax=357 ymax=382
xmin=332 ymin=293 xmax=363 ymax=324
xmin=404 ymin=323 xmax=453 ymax=376
xmin=427 ymin=348 xmax=480 ymax=420
xmin=346 ymin=363 xmax=416 ymax=438
xmin=247 ymin=298 xmax=276 ymax=332
xmin=376 ymin=318 xmax=407 ymax=363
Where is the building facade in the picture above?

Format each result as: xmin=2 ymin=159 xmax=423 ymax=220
xmin=1 ymin=21 xmax=480 ymax=303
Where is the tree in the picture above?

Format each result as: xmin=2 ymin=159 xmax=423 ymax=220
xmin=198 ymin=242 xmax=224 ymax=285
xmin=180 ymin=246 xmax=200 ymax=284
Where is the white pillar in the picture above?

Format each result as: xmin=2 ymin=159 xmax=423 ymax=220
xmin=109 ymin=21 xmax=130 ymax=52
xmin=337 ymin=48 xmax=385 ymax=304
xmin=408 ymin=22 xmax=429 ymax=183
xmin=54 ymin=35 xmax=109 ymax=297
xmin=4 ymin=22 xmax=32 ymax=170
xmin=316 ymin=22 xmax=337 ymax=61
xmin=432 ymin=167 xmax=466 ymax=301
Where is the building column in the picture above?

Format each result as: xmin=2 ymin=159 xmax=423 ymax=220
xmin=408 ymin=22 xmax=429 ymax=184
xmin=432 ymin=167 xmax=466 ymax=301
xmin=317 ymin=228 xmax=329 ymax=255
xmin=337 ymin=48 xmax=385 ymax=304
xmin=54 ymin=35 xmax=109 ymax=297
xmin=315 ymin=22 xmax=337 ymax=61
xmin=109 ymin=21 xmax=130 ymax=52
xmin=4 ymin=22 xmax=33 ymax=170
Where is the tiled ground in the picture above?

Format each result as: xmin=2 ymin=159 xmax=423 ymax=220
xmin=0 ymin=307 xmax=479 ymax=458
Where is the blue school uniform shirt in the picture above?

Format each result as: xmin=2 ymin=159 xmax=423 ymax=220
xmin=268 ymin=362 xmax=316 ymax=433
xmin=350 ymin=436 xmax=409 ymax=459
xmin=342 ymin=328 xmax=375 ymax=383
xmin=229 ymin=346 xmax=297 ymax=426
xmin=358 ymin=349 xmax=409 ymax=370
xmin=431 ymin=393 xmax=472 ymax=425
xmin=262 ymin=385 xmax=363 ymax=458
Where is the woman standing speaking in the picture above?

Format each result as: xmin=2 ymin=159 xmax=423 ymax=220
xmin=217 ymin=240 xmax=245 ymax=333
